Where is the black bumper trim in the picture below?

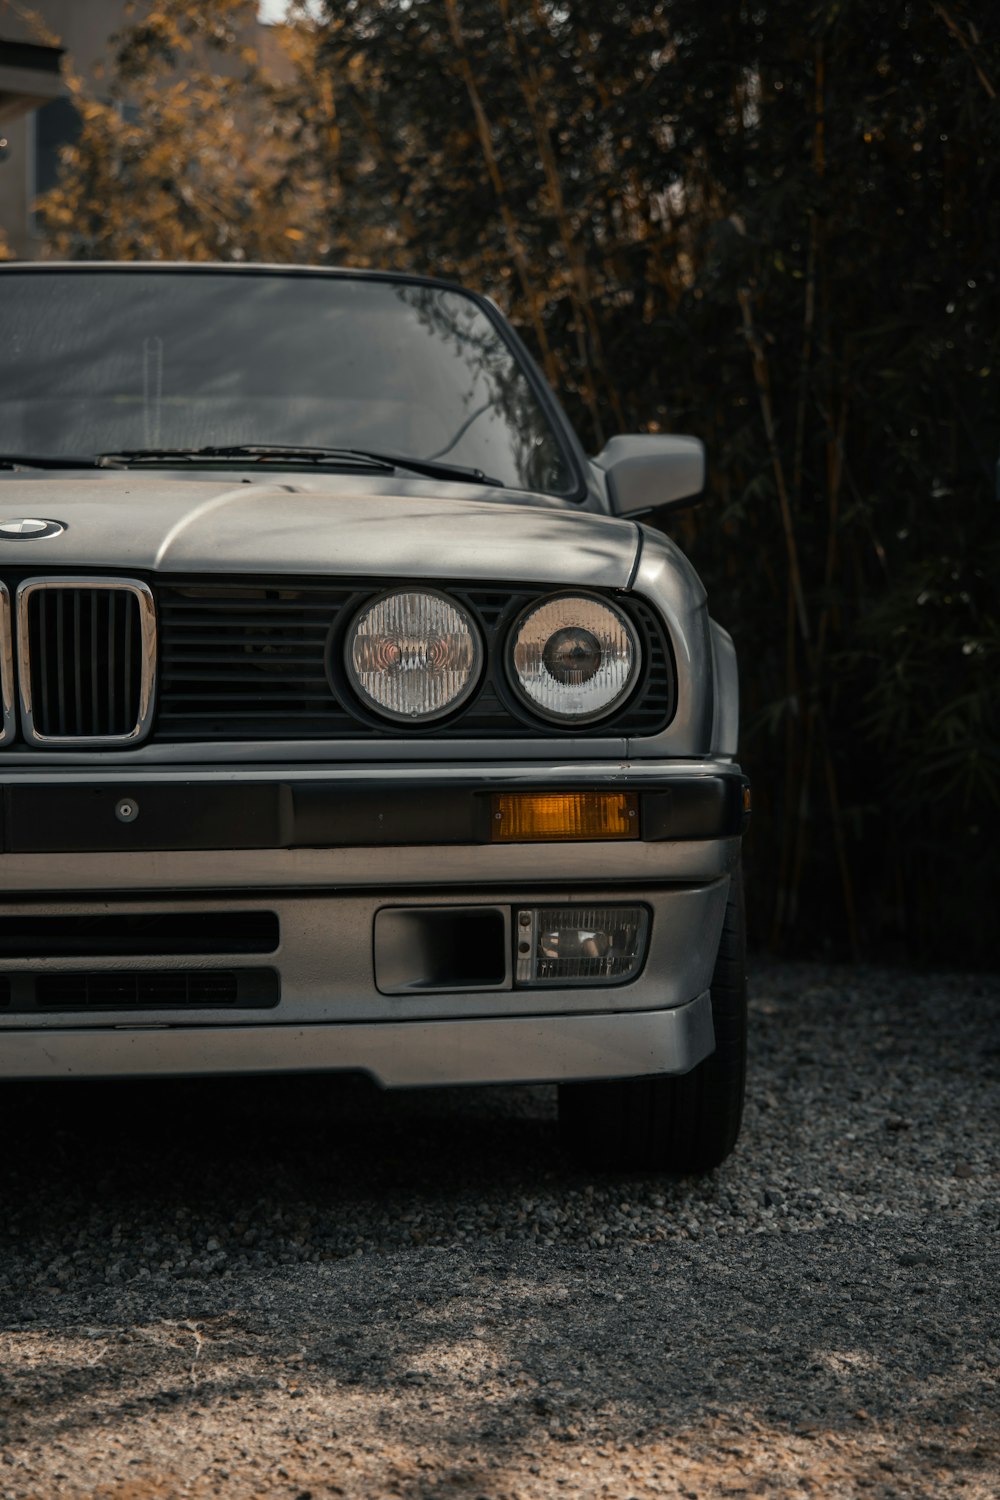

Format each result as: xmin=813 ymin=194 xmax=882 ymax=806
xmin=0 ymin=774 xmax=749 ymax=855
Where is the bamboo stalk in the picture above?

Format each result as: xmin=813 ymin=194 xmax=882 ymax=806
xmin=784 ymin=41 xmax=825 ymax=934
xmin=770 ymin=585 xmax=802 ymax=947
xmin=739 ymin=283 xmax=861 ymax=953
xmin=738 ymin=288 xmax=811 ymax=647
xmin=499 ymin=0 xmax=626 ymax=440
xmin=822 ymin=728 xmax=861 ymax=955
xmin=931 ymin=3 xmax=997 ymax=99
xmin=443 ymin=0 xmax=561 ymax=390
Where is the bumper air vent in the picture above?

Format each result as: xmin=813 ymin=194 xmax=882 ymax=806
xmin=0 ymin=911 xmax=279 ymax=959
xmin=17 ymin=578 xmax=156 ymax=745
xmin=0 ymin=968 xmax=279 ymax=1012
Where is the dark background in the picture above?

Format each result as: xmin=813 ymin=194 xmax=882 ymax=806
xmin=40 ymin=0 xmax=1000 ymax=965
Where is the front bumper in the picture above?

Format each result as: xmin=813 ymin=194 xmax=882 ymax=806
xmin=0 ymin=759 xmax=748 ymax=859
xmin=0 ymin=991 xmax=714 ymax=1085
xmin=1 ymin=759 xmax=746 ymax=891
xmin=1 ymin=760 xmax=744 ymax=1084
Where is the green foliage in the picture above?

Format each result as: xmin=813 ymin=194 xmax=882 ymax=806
xmin=31 ymin=0 xmax=1000 ymax=963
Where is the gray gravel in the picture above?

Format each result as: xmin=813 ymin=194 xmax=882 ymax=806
xmin=1 ymin=961 xmax=998 ymax=1498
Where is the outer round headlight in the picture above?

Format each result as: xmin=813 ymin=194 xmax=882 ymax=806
xmin=508 ymin=594 xmax=640 ymax=722
xmin=346 ymin=589 xmax=483 ymax=723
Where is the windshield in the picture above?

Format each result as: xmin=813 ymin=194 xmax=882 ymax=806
xmin=0 ymin=270 xmax=577 ymax=495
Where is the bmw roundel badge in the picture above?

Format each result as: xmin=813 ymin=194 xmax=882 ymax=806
xmin=0 ymin=518 xmax=66 ymax=540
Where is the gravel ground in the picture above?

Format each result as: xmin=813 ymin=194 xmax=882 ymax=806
xmin=1 ymin=961 xmax=997 ymax=1499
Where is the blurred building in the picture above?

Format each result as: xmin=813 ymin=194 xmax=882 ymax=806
xmin=0 ymin=0 xmax=284 ymax=260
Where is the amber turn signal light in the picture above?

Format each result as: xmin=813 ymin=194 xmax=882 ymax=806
xmin=491 ymin=791 xmax=639 ymax=842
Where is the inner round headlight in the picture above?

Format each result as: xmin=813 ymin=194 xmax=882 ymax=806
xmin=542 ymin=627 xmax=603 ymax=685
xmin=509 ymin=594 xmax=639 ymax=722
xmin=346 ymin=589 xmax=483 ymax=722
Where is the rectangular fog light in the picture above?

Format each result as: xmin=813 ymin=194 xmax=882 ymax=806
xmin=515 ymin=905 xmax=649 ymax=986
xmin=492 ymin=791 xmax=639 ymax=842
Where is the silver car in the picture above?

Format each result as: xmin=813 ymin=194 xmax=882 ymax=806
xmin=0 ymin=263 xmax=748 ymax=1173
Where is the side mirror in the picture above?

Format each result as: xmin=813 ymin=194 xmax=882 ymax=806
xmin=593 ymin=434 xmax=705 ymax=516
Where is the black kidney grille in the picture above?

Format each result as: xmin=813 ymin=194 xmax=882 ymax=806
xmin=27 ymin=586 xmax=145 ymax=739
xmin=154 ymin=578 xmax=675 ymax=740
xmin=157 ymin=581 xmax=355 ymax=738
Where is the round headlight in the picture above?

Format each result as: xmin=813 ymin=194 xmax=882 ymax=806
xmin=509 ymin=594 xmax=639 ymax=722
xmin=346 ymin=589 xmax=483 ymax=723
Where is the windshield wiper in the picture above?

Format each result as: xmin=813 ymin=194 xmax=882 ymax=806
xmin=99 ymin=444 xmax=393 ymax=472
xmin=0 ymin=452 xmax=120 ymax=470
xmin=99 ymin=445 xmax=501 ymax=485
xmin=337 ymin=447 xmax=501 ymax=486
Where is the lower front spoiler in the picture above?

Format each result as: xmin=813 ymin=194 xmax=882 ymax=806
xmin=0 ymin=991 xmax=714 ymax=1086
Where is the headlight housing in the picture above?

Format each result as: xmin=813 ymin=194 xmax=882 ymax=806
xmin=508 ymin=593 xmax=639 ymax=723
xmin=346 ymin=588 xmax=483 ymax=722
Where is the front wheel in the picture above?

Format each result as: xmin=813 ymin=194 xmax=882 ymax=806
xmin=558 ymin=863 xmax=747 ymax=1174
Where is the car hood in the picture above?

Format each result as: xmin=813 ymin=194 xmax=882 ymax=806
xmin=0 ymin=471 xmax=640 ymax=588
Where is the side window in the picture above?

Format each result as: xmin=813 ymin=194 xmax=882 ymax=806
xmin=32 ymin=96 xmax=82 ymax=200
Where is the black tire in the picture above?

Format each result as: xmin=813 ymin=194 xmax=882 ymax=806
xmin=558 ymin=862 xmax=747 ymax=1174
